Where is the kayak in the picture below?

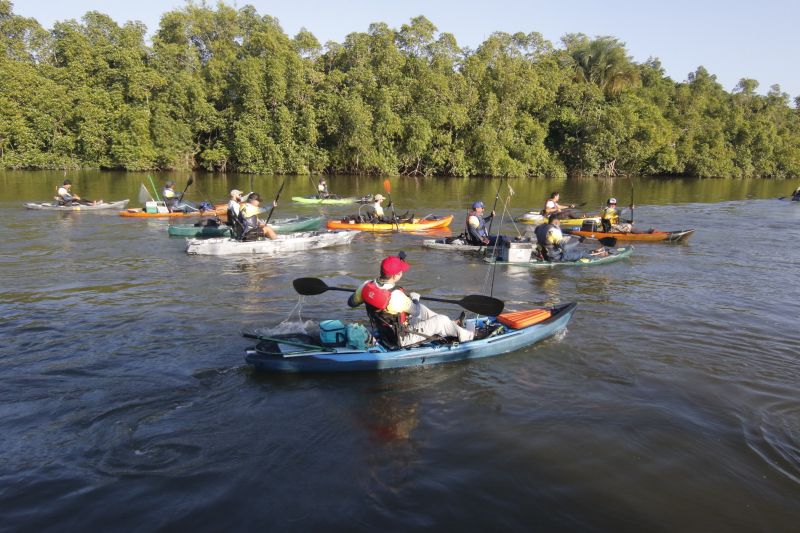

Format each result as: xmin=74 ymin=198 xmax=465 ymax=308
xmin=292 ymin=195 xmax=362 ymax=205
xmin=486 ymin=245 xmax=634 ymax=267
xmin=167 ymin=215 xmax=324 ymax=238
xmin=515 ymin=212 xmax=600 ymax=228
xmin=120 ymin=208 xmax=218 ymax=218
xmin=24 ymin=199 xmax=130 ymax=211
xmin=565 ymin=228 xmax=695 ymax=243
xmin=186 ymin=230 xmax=359 ymax=256
xmin=421 ymin=237 xmax=485 ymax=253
xmin=244 ymin=302 xmax=577 ymax=373
xmin=327 ymin=215 xmax=453 ymax=232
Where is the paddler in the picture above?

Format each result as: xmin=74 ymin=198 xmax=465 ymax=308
xmin=161 ymin=181 xmax=180 ymax=211
xmin=348 ymin=255 xmax=480 ymax=347
xmin=370 ymin=194 xmax=388 ymax=222
xmin=600 ymin=197 xmax=633 ymax=233
xmin=791 ymin=185 xmax=800 ymax=201
xmin=238 ymin=193 xmax=277 ymax=240
xmin=56 ymin=179 xmax=99 ymax=206
xmin=227 ymin=189 xmax=244 ymax=219
xmin=535 ymin=214 xmax=606 ymax=261
xmin=317 ymin=177 xmax=330 ymax=198
xmin=542 ymin=191 xmax=579 ymax=218
xmin=465 ymin=200 xmax=500 ymax=246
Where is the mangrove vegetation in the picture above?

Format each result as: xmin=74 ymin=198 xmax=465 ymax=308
xmin=1 ymin=1 xmax=798 ymax=177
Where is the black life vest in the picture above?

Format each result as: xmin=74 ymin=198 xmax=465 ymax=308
xmin=465 ymin=210 xmax=489 ymax=245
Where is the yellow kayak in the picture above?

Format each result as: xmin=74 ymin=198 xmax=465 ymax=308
xmin=514 ymin=212 xmax=600 ymax=228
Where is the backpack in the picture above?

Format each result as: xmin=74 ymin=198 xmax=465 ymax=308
xmin=346 ymin=323 xmax=374 ymax=350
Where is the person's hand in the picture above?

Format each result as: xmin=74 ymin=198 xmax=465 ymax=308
xmin=569 ymin=204 xmax=575 ymax=208
xmin=490 ymin=210 xmax=496 ymax=217
xmin=409 ymin=292 xmax=421 ymax=302
xmin=272 ymin=201 xmax=277 ymax=207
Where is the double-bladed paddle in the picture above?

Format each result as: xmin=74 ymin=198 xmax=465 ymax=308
xmin=383 ymin=179 xmax=400 ymax=231
xmin=293 ymin=277 xmax=505 ymax=316
xmin=265 ymin=179 xmax=286 ymax=224
xmin=178 ymin=175 xmax=194 ymax=202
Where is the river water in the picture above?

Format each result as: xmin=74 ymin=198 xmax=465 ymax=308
xmin=1 ymin=171 xmax=798 ymax=531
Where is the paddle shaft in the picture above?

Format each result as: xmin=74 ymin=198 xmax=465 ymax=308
xmin=177 ymin=176 xmax=194 ymax=202
xmin=148 ymin=175 xmax=161 ymax=201
xmin=323 ymin=285 xmax=484 ymax=310
xmin=628 ymin=176 xmax=635 ymax=224
xmin=485 ymin=178 xmax=504 ymax=240
xmin=383 ymin=179 xmax=399 ymax=231
xmin=265 ymin=179 xmax=286 ymax=224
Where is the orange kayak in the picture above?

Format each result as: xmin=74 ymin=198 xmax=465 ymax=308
xmin=326 ymin=215 xmax=453 ymax=232
xmin=565 ymin=228 xmax=695 ymax=243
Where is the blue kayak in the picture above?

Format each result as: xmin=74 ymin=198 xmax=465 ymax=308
xmin=244 ymin=302 xmax=577 ymax=373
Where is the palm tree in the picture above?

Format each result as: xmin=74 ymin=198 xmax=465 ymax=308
xmin=570 ymin=36 xmax=640 ymax=97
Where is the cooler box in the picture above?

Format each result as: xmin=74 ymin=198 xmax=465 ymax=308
xmin=500 ymin=241 xmax=533 ymax=263
xmin=581 ymin=219 xmax=598 ymax=232
xmin=145 ymin=201 xmax=159 ymax=214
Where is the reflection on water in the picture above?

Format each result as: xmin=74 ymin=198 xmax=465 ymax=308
xmin=0 ymin=172 xmax=799 ymax=530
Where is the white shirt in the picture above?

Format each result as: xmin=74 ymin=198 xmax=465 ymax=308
xmin=228 ymin=199 xmax=241 ymax=217
xmin=373 ymin=202 xmax=384 ymax=217
xmin=57 ymin=187 xmax=71 ymax=199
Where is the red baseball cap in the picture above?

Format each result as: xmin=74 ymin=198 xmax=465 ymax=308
xmin=381 ymin=256 xmax=409 ymax=277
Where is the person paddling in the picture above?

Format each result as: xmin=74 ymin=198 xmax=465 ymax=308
xmin=348 ymin=255 xmax=479 ymax=347
xmin=535 ymin=214 xmax=606 ymax=261
xmin=542 ymin=191 xmax=579 ymax=218
xmin=791 ymin=185 xmax=800 ymax=201
xmin=56 ymin=179 xmax=99 ymax=206
xmin=600 ymin=197 xmax=634 ymax=233
xmin=238 ymin=193 xmax=277 ymax=240
xmin=465 ymin=200 xmax=501 ymax=246
xmin=317 ymin=178 xmax=330 ymax=199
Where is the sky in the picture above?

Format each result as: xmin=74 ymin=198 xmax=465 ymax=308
xmin=13 ymin=0 xmax=800 ymax=99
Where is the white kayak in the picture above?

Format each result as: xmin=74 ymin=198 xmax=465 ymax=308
xmin=421 ymin=237 xmax=485 ymax=253
xmin=185 ymin=230 xmax=360 ymax=256
xmin=24 ymin=199 xmax=130 ymax=211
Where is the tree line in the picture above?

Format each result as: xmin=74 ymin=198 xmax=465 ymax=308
xmin=1 ymin=1 xmax=798 ymax=178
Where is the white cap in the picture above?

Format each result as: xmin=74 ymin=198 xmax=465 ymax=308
xmin=608 ymin=197 xmax=617 ymax=204
xmin=374 ymin=194 xmax=385 ymax=201
xmin=230 ymin=189 xmax=243 ymax=197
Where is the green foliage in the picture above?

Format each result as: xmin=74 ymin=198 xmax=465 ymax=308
xmin=0 ymin=2 xmax=798 ymax=178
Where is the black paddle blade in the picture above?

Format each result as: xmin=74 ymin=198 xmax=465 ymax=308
xmin=598 ymin=237 xmax=618 ymax=247
xmin=459 ymin=295 xmax=504 ymax=316
xmin=293 ymin=277 xmax=329 ymax=295
xmin=187 ymin=176 xmax=194 ymax=186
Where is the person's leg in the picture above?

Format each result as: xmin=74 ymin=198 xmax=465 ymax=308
xmin=261 ymin=224 xmax=277 ymax=239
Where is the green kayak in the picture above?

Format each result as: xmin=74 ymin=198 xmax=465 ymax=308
xmin=168 ymin=215 xmax=324 ymax=237
xmin=486 ymin=245 xmax=634 ymax=267
xmin=292 ymin=195 xmax=375 ymax=205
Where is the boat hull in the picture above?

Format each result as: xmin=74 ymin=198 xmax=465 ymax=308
xmin=292 ymin=196 xmax=359 ymax=205
xmin=566 ymin=229 xmax=694 ymax=242
xmin=327 ymin=215 xmax=453 ymax=232
xmin=487 ymin=246 xmax=634 ymax=267
xmin=515 ymin=213 xmax=600 ymax=228
xmin=24 ymin=199 xmax=130 ymax=211
xmin=245 ymin=303 xmax=577 ymax=373
xmin=185 ymin=230 xmax=358 ymax=256
xmin=421 ymin=238 xmax=485 ymax=252
xmin=168 ymin=216 xmax=323 ymax=237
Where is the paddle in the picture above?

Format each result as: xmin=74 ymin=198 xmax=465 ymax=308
xmin=293 ymin=277 xmax=505 ymax=316
xmin=265 ymin=179 xmax=286 ymax=224
xmin=485 ymin=178 xmax=504 ymax=244
xmin=598 ymin=236 xmax=617 ymax=247
xmin=383 ymin=179 xmax=399 ymax=230
xmin=177 ymin=175 xmax=194 ymax=202
xmin=627 ymin=176 xmax=635 ymax=224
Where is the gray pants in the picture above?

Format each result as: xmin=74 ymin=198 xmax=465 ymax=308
xmin=399 ymin=303 xmax=474 ymax=346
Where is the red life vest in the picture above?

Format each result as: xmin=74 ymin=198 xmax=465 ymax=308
xmin=361 ymin=280 xmax=408 ymax=325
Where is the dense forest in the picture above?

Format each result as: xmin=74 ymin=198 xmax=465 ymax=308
xmin=1 ymin=1 xmax=798 ymax=178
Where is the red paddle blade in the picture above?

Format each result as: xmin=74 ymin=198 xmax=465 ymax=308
xmin=383 ymin=179 xmax=391 ymax=194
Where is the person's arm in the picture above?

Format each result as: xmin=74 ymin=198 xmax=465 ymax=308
xmin=386 ymin=289 xmax=413 ymax=314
